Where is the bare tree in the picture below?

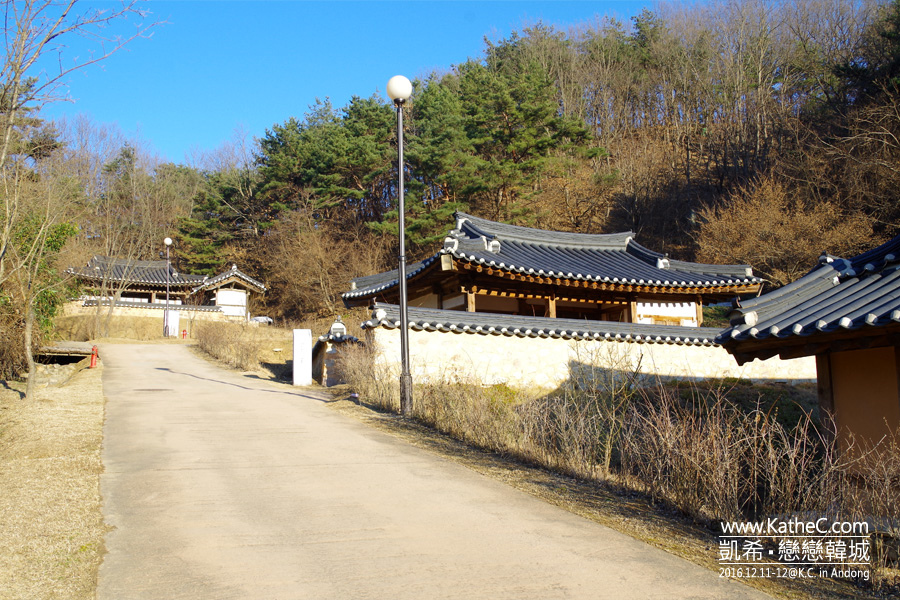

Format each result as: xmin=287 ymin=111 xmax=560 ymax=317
xmin=0 ymin=0 xmax=156 ymax=394
xmin=696 ymin=177 xmax=873 ymax=286
xmin=1 ymin=0 xmax=155 ymax=284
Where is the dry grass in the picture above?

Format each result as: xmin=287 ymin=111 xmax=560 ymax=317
xmin=54 ymin=314 xmax=167 ymax=341
xmin=195 ymin=309 xmax=369 ymax=381
xmin=195 ymin=321 xmax=264 ymax=371
xmin=0 ymin=363 xmax=107 ymax=600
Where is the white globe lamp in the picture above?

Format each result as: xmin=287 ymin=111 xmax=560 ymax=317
xmin=386 ymin=75 xmax=412 ymax=104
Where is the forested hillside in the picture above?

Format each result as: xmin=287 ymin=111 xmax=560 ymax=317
xmin=2 ymin=0 xmax=900 ymax=376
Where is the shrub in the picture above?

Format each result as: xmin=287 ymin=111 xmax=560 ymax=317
xmin=195 ymin=321 xmax=262 ymax=371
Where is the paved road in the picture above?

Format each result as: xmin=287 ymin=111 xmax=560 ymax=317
xmin=99 ymin=344 xmax=770 ymax=599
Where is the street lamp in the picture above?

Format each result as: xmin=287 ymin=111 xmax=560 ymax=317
xmin=164 ymin=237 xmax=172 ymax=337
xmin=387 ymin=75 xmax=413 ymax=416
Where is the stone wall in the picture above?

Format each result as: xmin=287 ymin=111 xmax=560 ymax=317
xmin=366 ymin=326 xmax=816 ymax=392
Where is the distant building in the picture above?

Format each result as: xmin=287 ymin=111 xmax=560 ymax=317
xmin=67 ymin=256 xmax=266 ymax=321
xmin=343 ymin=213 xmax=762 ymax=326
xmin=719 ymin=236 xmax=900 ymax=450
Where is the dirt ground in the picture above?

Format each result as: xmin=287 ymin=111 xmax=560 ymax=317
xmin=0 ymin=361 xmax=107 ymax=600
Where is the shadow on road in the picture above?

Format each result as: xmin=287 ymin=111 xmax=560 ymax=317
xmin=155 ymin=367 xmax=326 ymax=403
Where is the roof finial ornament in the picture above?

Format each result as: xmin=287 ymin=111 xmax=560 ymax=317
xmin=329 ymin=316 xmax=347 ymax=340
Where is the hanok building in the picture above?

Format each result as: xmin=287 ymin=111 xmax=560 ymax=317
xmin=719 ymin=236 xmax=900 ymax=450
xmin=343 ymin=213 xmax=763 ymax=326
xmin=67 ymin=256 xmax=266 ymax=320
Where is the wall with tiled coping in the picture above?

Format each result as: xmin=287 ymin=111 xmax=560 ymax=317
xmin=60 ymin=302 xmax=248 ymax=340
xmin=366 ymin=327 xmax=816 ymax=391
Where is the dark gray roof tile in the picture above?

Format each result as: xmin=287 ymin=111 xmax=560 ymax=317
xmin=363 ymin=303 xmax=721 ymax=346
xmin=67 ymin=256 xmax=205 ymax=286
xmin=191 ymin=264 xmax=267 ymax=293
xmin=719 ymin=236 xmax=900 ymax=348
xmin=345 ymin=213 xmax=760 ymax=301
xmin=68 ymin=256 xmax=266 ymax=294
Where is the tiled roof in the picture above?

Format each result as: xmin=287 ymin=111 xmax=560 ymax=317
xmin=363 ymin=303 xmax=720 ymax=346
xmin=344 ymin=212 xmax=760 ymax=301
xmin=343 ymin=257 xmax=437 ymax=300
xmin=81 ymin=299 xmax=224 ymax=312
xmin=68 ymin=257 xmax=266 ymax=294
xmin=192 ymin=264 xmax=267 ymax=293
xmin=67 ymin=256 xmax=205 ymax=287
xmin=718 ymin=235 xmax=900 ymax=361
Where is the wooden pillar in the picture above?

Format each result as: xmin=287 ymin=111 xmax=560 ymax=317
xmin=435 ymin=285 xmax=444 ymax=310
xmin=816 ymin=353 xmax=835 ymax=442
xmin=466 ymin=290 xmax=476 ymax=312
xmin=628 ymin=300 xmax=637 ymax=323
xmin=547 ymin=295 xmax=557 ymax=318
xmin=696 ymin=296 xmax=704 ymax=326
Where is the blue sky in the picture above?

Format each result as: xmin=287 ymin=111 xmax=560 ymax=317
xmin=40 ymin=1 xmax=651 ymax=165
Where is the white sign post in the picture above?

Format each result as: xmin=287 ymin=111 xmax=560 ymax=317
xmin=293 ymin=329 xmax=312 ymax=386
xmin=165 ymin=310 xmax=180 ymax=338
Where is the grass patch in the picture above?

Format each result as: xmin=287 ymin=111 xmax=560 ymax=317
xmin=0 ymin=365 xmax=107 ymax=600
xmin=702 ymin=305 xmax=732 ymax=328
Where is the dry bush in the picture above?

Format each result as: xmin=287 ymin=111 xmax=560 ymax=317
xmin=417 ymin=382 xmax=520 ymax=454
xmin=620 ymin=385 xmax=841 ymax=523
xmin=259 ymin=214 xmax=393 ymax=320
xmin=336 ymin=343 xmax=398 ymax=411
xmin=696 ymin=177 xmax=873 ymax=286
xmin=0 ymin=306 xmax=27 ymax=379
xmin=195 ymin=321 xmax=262 ymax=371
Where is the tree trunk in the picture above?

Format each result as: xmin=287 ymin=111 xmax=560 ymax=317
xmin=24 ymin=301 xmax=36 ymax=400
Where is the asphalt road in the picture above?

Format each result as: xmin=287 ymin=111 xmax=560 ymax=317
xmin=98 ymin=343 xmax=771 ymax=599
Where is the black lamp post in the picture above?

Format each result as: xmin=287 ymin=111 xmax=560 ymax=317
xmin=164 ymin=237 xmax=172 ymax=337
xmin=386 ymin=74 xmax=413 ymax=416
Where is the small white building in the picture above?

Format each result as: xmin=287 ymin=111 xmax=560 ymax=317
xmin=191 ymin=264 xmax=267 ymax=319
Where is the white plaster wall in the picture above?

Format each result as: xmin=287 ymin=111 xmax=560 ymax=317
xmin=368 ymin=327 xmax=816 ymax=392
xmin=635 ymin=301 xmax=697 ymax=327
xmin=216 ymin=289 xmax=247 ymax=317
